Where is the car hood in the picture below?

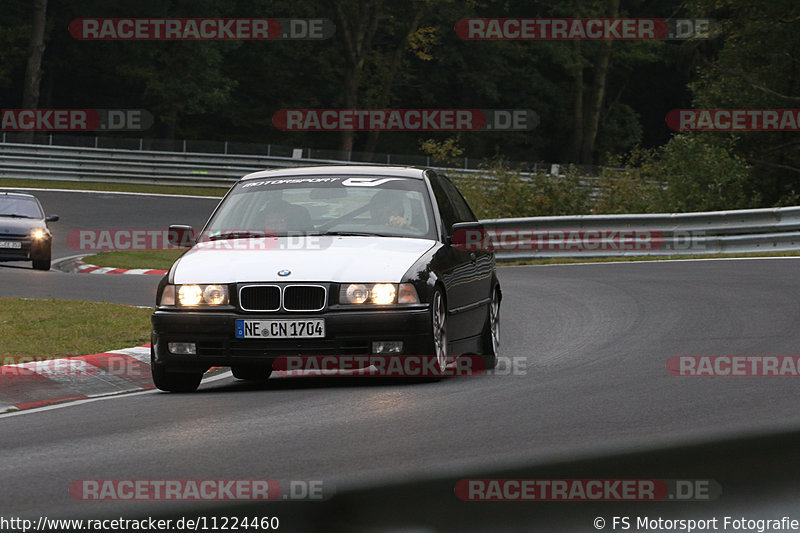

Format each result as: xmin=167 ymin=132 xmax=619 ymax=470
xmin=0 ymin=216 xmax=42 ymax=236
xmin=172 ymin=236 xmax=437 ymax=284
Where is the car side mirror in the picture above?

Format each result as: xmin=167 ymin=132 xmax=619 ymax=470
xmin=45 ymin=215 xmax=59 ymax=222
xmin=449 ymin=221 xmax=486 ymax=251
xmin=168 ymin=225 xmax=197 ymax=247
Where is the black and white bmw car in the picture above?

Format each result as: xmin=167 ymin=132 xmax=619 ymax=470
xmin=150 ymin=166 xmax=500 ymax=392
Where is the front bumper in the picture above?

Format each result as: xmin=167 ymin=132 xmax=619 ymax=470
xmin=151 ymin=307 xmax=432 ymax=370
xmin=0 ymin=237 xmax=49 ymax=262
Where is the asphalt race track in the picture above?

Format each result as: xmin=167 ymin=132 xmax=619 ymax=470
xmin=2 ymin=190 xmax=800 ymax=531
xmin=0 ymin=190 xmax=220 ymax=304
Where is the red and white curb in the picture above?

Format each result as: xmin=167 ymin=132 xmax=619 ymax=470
xmin=0 ymin=345 xmax=153 ymax=412
xmin=74 ymin=259 xmax=167 ymax=276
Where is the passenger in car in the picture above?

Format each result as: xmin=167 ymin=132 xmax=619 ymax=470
xmin=369 ymin=190 xmax=411 ymax=229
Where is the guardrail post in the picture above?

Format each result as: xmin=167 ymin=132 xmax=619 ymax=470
xmin=49 ymin=134 xmax=53 ymax=145
xmin=183 ymin=139 xmax=187 ymax=153
xmin=224 ymin=141 xmax=228 ymax=155
xmin=267 ymin=144 xmax=271 ymax=156
xmin=139 ymin=138 xmax=143 ymax=150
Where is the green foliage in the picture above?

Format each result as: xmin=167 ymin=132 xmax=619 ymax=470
xmin=419 ymin=136 xmax=464 ymax=166
xmin=647 ymin=134 xmax=754 ymax=212
xmin=450 ymin=165 xmax=592 ymax=219
xmin=592 ymin=165 xmax=663 ymax=214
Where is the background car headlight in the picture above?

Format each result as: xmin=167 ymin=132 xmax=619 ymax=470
xmin=340 ymin=283 xmax=419 ymax=305
xmin=172 ymin=284 xmax=229 ymax=306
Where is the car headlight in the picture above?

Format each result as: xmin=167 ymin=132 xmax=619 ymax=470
xmin=159 ymin=284 xmax=229 ymax=307
xmin=31 ymin=229 xmax=46 ymax=240
xmin=339 ymin=283 xmax=419 ymax=305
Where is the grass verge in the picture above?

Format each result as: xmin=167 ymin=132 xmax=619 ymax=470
xmin=0 ymin=178 xmax=228 ymax=197
xmin=0 ymin=297 xmax=152 ymax=359
xmin=82 ymin=249 xmax=185 ymax=270
xmin=499 ymin=250 xmax=800 ymax=266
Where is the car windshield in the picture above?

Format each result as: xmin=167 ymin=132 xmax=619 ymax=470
xmin=0 ymin=197 xmax=42 ymax=218
xmin=203 ymin=175 xmax=437 ymax=240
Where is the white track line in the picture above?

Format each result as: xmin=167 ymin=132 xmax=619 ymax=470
xmin=0 ymin=370 xmax=233 ymax=419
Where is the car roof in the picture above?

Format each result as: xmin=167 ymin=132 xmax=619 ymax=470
xmin=239 ymin=165 xmax=428 ymax=181
xmin=0 ymin=191 xmax=37 ymax=199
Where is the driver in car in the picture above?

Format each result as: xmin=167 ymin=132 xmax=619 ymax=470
xmin=263 ymin=199 xmax=312 ymax=233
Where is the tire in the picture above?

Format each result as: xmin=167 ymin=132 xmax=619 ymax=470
xmin=151 ymin=349 xmax=203 ymax=392
xmin=430 ymin=288 xmax=449 ymax=375
xmin=32 ymin=257 xmax=51 ymax=271
xmin=232 ymin=365 xmax=273 ymax=381
xmin=480 ymin=287 xmax=501 ymax=370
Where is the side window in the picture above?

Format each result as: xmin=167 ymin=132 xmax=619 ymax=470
xmin=428 ymin=174 xmax=458 ymax=232
xmin=441 ymin=176 xmax=478 ymax=223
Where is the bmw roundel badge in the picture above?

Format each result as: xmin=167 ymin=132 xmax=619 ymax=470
xmin=278 ymin=269 xmax=291 ymax=277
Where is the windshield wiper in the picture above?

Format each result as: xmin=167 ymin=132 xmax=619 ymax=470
xmin=309 ymin=231 xmax=387 ymax=237
xmin=206 ymin=231 xmax=270 ymax=241
xmin=0 ymin=214 xmax=33 ymax=218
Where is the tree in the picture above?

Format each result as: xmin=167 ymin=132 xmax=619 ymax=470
xmin=688 ymin=0 xmax=800 ymax=205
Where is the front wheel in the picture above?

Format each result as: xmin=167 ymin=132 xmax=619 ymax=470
xmin=32 ymin=257 xmax=51 ymax=270
xmin=151 ymin=352 xmax=203 ymax=392
xmin=430 ymin=289 xmax=449 ymax=374
xmin=480 ymin=287 xmax=500 ymax=369
xmin=232 ymin=365 xmax=273 ymax=381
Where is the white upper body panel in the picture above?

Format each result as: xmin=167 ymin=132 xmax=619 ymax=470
xmin=172 ymin=236 xmax=437 ymax=284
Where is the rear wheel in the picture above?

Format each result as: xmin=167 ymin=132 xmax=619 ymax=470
xmin=480 ymin=287 xmax=500 ymax=369
xmin=232 ymin=365 xmax=273 ymax=381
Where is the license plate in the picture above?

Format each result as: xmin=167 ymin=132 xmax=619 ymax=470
xmin=236 ymin=319 xmax=325 ymax=339
xmin=0 ymin=241 xmax=21 ymax=249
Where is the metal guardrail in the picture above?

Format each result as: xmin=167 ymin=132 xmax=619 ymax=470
xmin=0 ymin=142 xmax=383 ymax=187
xmin=481 ymin=207 xmax=800 ymax=259
xmin=1 ymin=142 xmax=798 ymax=259
xmin=0 ymin=131 xmax=564 ymax=172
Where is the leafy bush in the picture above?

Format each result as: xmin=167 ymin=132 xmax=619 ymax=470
xmin=646 ymin=134 xmax=755 ymax=212
xmin=449 ymin=165 xmax=593 ymax=219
